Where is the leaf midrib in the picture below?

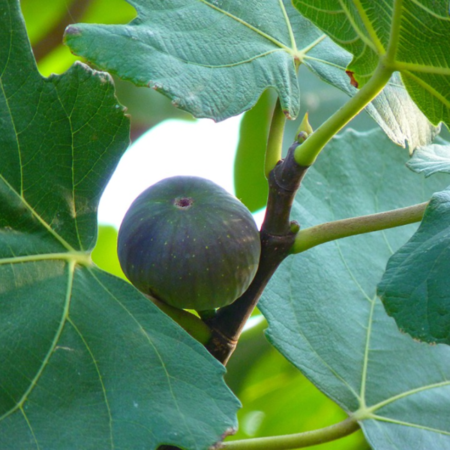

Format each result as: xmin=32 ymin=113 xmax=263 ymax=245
xmin=90 ymin=270 xmax=199 ymax=448
xmin=0 ymin=174 xmax=76 ymax=253
xmin=334 ymin=223 xmax=450 ymax=430
xmin=369 ymin=414 xmax=450 ymax=436
xmin=198 ymin=0 xmax=295 ymax=54
xmin=0 ymin=260 xmax=75 ymax=423
xmin=68 ymin=316 xmax=114 ymax=449
xmin=0 ymin=79 xmax=23 ymax=198
xmin=0 ymin=252 xmax=91 ymax=266
xmin=346 ymin=0 xmax=385 ymax=54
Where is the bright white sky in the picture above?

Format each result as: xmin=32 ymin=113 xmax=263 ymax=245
xmin=98 ymin=115 xmax=266 ymax=229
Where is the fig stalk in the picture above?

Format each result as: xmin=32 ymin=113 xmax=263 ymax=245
xmin=205 ymin=140 xmax=310 ymax=365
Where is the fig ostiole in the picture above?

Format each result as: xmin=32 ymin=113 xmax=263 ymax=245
xmin=117 ymin=176 xmax=261 ymax=311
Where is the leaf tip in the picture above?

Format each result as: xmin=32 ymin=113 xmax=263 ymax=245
xmin=64 ymin=25 xmax=82 ymax=39
xmin=283 ymin=110 xmax=293 ymax=120
xmin=210 ymin=427 xmax=237 ymax=449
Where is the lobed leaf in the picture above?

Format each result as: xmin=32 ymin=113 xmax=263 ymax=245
xmin=259 ymin=129 xmax=450 ymax=449
xmin=0 ymin=1 xmax=239 ymax=448
xmin=63 ymin=0 xmax=437 ymax=154
xmin=64 ymin=0 xmax=303 ymax=121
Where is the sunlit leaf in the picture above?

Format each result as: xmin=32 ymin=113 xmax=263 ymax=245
xmin=292 ymin=0 xmax=450 ymax=129
xmin=64 ymin=0 xmax=310 ymax=121
xmin=308 ymin=68 xmax=440 ymax=152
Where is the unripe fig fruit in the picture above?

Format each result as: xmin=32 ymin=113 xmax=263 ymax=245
xmin=117 ymin=176 xmax=261 ymax=310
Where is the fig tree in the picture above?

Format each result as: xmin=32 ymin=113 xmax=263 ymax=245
xmin=117 ymin=176 xmax=261 ymax=311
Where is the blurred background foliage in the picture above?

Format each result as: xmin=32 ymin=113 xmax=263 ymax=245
xmin=20 ymin=0 xmax=383 ymax=447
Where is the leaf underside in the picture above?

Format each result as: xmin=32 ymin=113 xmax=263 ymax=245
xmin=259 ymin=129 xmax=450 ymax=449
xmin=64 ymin=0 xmax=438 ymax=153
xmin=292 ymin=0 xmax=450 ymax=130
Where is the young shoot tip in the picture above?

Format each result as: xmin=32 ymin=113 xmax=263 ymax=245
xmin=295 ymin=113 xmax=313 ymax=142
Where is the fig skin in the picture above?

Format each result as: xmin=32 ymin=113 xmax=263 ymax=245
xmin=117 ymin=176 xmax=261 ymax=310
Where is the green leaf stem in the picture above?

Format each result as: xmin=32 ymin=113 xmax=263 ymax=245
xmin=292 ymin=0 xmax=450 ymax=129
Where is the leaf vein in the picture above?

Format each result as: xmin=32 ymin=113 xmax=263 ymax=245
xmin=370 ymin=414 xmax=450 ymax=436
xmin=89 ymin=269 xmax=198 ymax=447
xmin=403 ymin=71 xmax=450 ymax=109
xmin=197 ymin=0 xmax=293 ymax=53
xmin=368 ymin=380 xmax=450 ymax=413
xmin=0 ymin=174 xmax=75 ymax=252
xmin=67 ymin=316 xmax=115 ymax=449
xmin=0 ymin=261 xmax=75 ymax=422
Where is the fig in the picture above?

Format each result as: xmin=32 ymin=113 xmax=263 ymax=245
xmin=117 ymin=176 xmax=261 ymax=311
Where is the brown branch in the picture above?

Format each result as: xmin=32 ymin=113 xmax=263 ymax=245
xmin=32 ymin=0 xmax=92 ymax=62
xmin=205 ymin=141 xmax=310 ymax=365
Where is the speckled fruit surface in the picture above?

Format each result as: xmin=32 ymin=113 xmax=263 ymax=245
xmin=118 ymin=176 xmax=261 ymax=310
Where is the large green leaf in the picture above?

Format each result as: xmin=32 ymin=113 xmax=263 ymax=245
xmin=259 ymin=129 xmax=450 ymax=449
xmin=64 ymin=0 xmax=302 ymax=121
xmin=0 ymin=1 xmax=239 ymax=448
xmin=226 ymin=325 xmax=368 ymax=449
xmin=378 ymin=188 xmax=450 ymax=345
xmin=384 ymin=140 xmax=450 ymax=346
xmin=292 ymin=0 xmax=450 ymax=129
xmin=64 ymin=0 xmax=439 ymax=151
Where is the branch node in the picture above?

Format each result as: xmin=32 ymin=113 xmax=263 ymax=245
xmin=204 ymin=139 xmax=310 ymax=365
